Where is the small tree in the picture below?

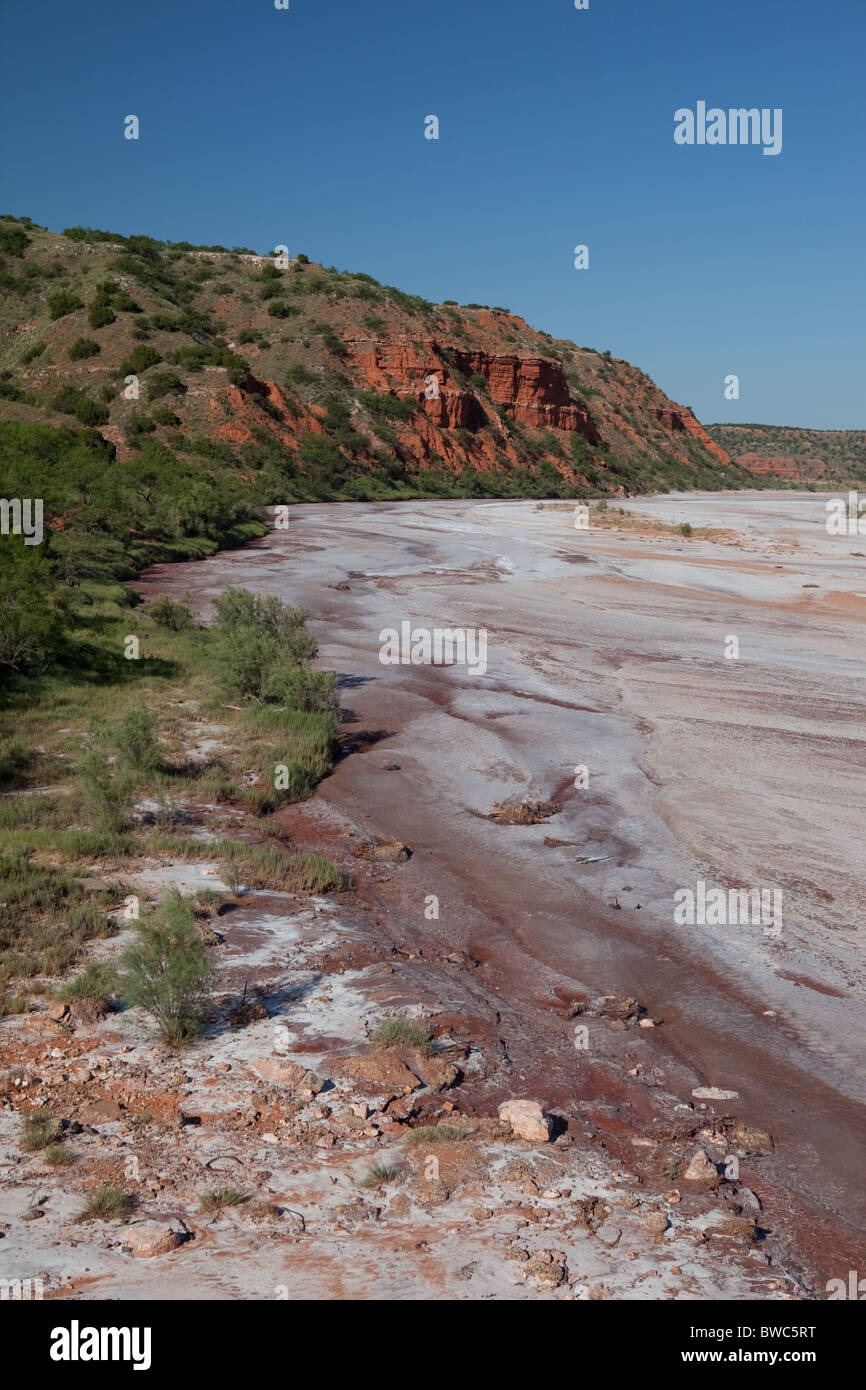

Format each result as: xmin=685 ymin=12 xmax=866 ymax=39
xmin=122 ymin=890 xmax=212 ymax=1043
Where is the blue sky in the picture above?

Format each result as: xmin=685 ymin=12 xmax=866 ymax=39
xmin=2 ymin=0 xmax=863 ymax=428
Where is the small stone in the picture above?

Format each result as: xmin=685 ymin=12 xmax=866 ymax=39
xmin=644 ymin=1211 xmax=670 ymax=1237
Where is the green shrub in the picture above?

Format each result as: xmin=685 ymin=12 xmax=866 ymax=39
xmin=51 ymin=386 xmax=109 ymax=425
xmin=148 ymin=594 xmax=196 ymax=630
xmin=0 ymin=224 xmax=30 ymax=257
xmin=68 ymin=337 xmax=101 ymax=361
xmin=114 ymin=708 xmax=163 ymax=775
xmin=211 ymin=588 xmax=338 ymax=711
xmin=88 ymin=301 xmax=116 ymax=329
xmin=47 ymin=290 xmax=83 ymax=320
xmin=118 ymin=345 xmax=161 ymax=376
xmin=357 ymin=390 xmax=417 ymax=422
xmin=121 ymin=889 xmax=213 ymax=1043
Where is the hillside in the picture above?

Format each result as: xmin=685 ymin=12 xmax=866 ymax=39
xmin=0 ymin=214 xmax=752 ymax=504
xmin=707 ymin=422 xmax=866 ymax=484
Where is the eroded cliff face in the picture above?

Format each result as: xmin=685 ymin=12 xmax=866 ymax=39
xmin=1 ymin=221 xmax=751 ymax=496
xmin=707 ymin=424 xmax=864 ymax=482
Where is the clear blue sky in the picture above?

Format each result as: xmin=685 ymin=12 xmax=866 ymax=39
xmin=2 ymin=0 xmax=863 ymax=428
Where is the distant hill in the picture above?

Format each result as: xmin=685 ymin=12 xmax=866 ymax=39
xmin=0 ymin=214 xmax=753 ymax=502
xmin=707 ymin=422 xmax=866 ymax=484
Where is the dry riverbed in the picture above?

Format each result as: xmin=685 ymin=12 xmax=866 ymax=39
xmin=2 ymin=492 xmax=864 ymax=1300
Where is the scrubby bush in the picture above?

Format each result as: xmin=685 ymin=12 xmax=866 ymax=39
xmin=52 ymin=387 xmax=109 ymax=426
xmin=211 ymin=588 xmax=338 ymax=712
xmin=47 ymin=290 xmax=83 ymax=320
xmin=121 ymin=889 xmax=213 ymax=1043
xmin=68 ymin=337 xmax=101 ymax=360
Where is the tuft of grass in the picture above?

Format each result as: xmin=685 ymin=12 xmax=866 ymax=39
xmin=19 ymin=1112 xmax=60 ymax=1152
xmin=370 ymin=1017 xmax=434 ymax=1053
xmin=357 ymin=1162 xmax=401 ymax=1189
xmin=75 ymin=1185 xmax=133 ymax=1222
xmin=198 ymin=1186 xmax=246 ymax=1212
xmin=405 ymin=1124 xmax=469 ymax=1146
xmin=43 ymin=1141 xmax=75 ymax=1167
xmin=56 ymin=960 xmax=121 ymax=1011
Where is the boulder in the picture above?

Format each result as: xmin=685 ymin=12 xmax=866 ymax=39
xmin=123 ymin=1222 xmax=184 ymax=1258
xmin=250 ymin=1058 xmax=307 ymax=1087
xmin=683 ymin=1148 xmax=719 ymax=1183
xmin=498 ymin=1099 xmax=553 ymax=1143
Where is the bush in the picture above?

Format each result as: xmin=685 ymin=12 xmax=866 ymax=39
xmin=198 ymin=1187 xmax=245 ymax=1212
xmin=114 ymin=708 xmax=163 ymax=776
xmin=357 ymin=390 xmax=417 ymax=422
xmin=405 ymin=1124 xmax=469 ymax=1146
xmin=20 ymin=1112 xmax=60 ymax=1152
xmin=88 ymin=301 xmax=116 ymax=329
xmin=121 ymin=890 xmax=213 ymax=1043
xmin=52 ymin=386 xmax=109 ymax=426
xmin=68 ymin=337 xmax=101 ymax=360
xmin=118 ymin=345 xmax=161 ymax=376
xmin=0 ymin=223 xmax=30 ymax=257
xmin=679 ymin=522 xmax=693 ymax=536
xmin=47 ymin=290 xmax=83 ymax=320
xmin=148 ymin=594 xmax=196 ymax=630
xmin=211 ymin=588 xmax=338 ymax=711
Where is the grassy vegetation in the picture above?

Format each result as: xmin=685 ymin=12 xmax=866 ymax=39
xmin=198 ymin=1186 xmax=246 ymax=1212
xmin=405 ymin=1124 xmax=470 ymax=1146
xmin=75 ymin=1184 xmax=134 ymax=1222
xmin=357 ymin=1162 xmax=402 ymax=1189
xmin=370 ymin=1017 xmax=434 ymax=1053
xmin=0 ymin=576 xmax=343 ymax=1014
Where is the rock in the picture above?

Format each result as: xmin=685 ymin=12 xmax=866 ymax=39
xmin=708 ymin=1214 xmax=757 ymax=1244
xmin=123 ymin=1222 xmax=184 ymax=1258
xmin=250 ymin=1058 xmax=307 ymax=1087
xmin=683 ymin=1148 xmax=719 ymax=1183
xmin=692 ymin=1086 xmax=739 ymax=1101
xmin=72 ymin=1066 xmax=94 ymax=1083
xmin=525 ymin=1255 xmax=567 ymax=1287
xmin=331 ymin=1052 xmax=420 ymax=1093
xmin=644 ymin=1211 xmax=670 ymax=1237
xmin=49 ymin=1002 xmax=70 ymax=1022
xmin=80 ymin=1099 xmax=123 ymax=1124
xmin=498 ymin=1099 xmax=553 ymax=1143
xmin=734 ymin=1122 xmax=774 ymax=1154
xmin=409 ymin=1054 xmax=462 ymax=1091
xmin=298 ymin=1070 xmax=323 ymax=1098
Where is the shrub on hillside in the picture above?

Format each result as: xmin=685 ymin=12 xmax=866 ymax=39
xmin=68 ymin=337 xmax=101 ymax=360
xmin=52 ymin=387 xmax=110 ymax=426
xmin=48 ymin=290 xmax=84 ymax=320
